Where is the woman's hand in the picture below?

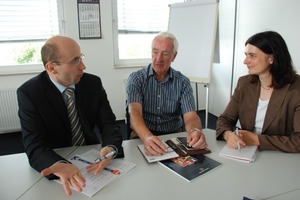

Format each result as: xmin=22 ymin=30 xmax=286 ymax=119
xmin=223 ymin=130 xmax=246 ymax=149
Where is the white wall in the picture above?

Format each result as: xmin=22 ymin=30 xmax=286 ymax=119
xmin=210 ymin=0 xmax=300 ymax=117
xmin=62 ymin=0 xmax=137 ymax=120
xmin=233 ymin=0 xmax=300 ymax=90
xmin=0 ymin=0 xmax=220 ymax=121
xmin=7 ymin=0 xmax=298 ymax=123
xmin=0 ymin=0 xmax=137 ymax=121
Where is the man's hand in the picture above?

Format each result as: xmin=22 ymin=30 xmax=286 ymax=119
xmin=41 ymin=162 xmax=86 ymax=196
xmin=86 ymin=146 xmax=115 ymax=176
xmin=143 ymin=135 xmax=168 ymax=156
xmin=187 ymin=128 xmax=208 ymax=149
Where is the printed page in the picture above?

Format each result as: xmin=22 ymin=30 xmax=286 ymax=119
xmin=55 ymin=149 xmax=136 ymax=197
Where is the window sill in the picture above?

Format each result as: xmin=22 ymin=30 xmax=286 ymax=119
xmin=114 ymin=59 xmax=150 ymax=69
xmin=114 ymin=64 xmax=145 ymax=69
xmin=0 ymin=64 xmax=44 ymax=76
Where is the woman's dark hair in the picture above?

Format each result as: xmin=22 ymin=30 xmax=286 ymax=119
xmin=245 ymin=31 xmax=296 ymax=88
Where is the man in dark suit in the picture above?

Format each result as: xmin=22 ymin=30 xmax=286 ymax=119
xmin=17 ymin=35 xmax=124 ymax=196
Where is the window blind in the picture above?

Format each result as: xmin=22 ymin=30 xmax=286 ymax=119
xmin=0 ymin=0 xmax=59 ymax=41
xmin=117 ymin=0 xmax=184 ymax=33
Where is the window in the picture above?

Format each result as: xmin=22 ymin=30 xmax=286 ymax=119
xmin=112 ymin=0 xmax=184 ymax=68
xmin=0 ymin=0 xmax=64 ymax=74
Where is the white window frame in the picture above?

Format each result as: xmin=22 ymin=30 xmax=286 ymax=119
xmin=111 ymin=0 xmax=184 ymax=68
xmin=112 ymin=0 xmax=150 ymax=68
xmin=0 ymin=0 xmax=65 ymax=75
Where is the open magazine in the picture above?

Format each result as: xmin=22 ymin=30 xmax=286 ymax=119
xmin=138 ymin=137 xmax=211 ymax=163
xmin=166 ymin=137 xmax=211 ymax=156
xmin=138 ymin=137 xmax=219 ymax=181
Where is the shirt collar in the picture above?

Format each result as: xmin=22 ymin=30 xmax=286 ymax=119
xmin=49 ymin=77 xmax=75 ymax=94
xmin=148 ymin=64 xmax=173 ymax=81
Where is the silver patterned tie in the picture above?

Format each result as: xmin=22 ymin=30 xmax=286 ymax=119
xmin=64 ymin=88 xmax=85 ymax=146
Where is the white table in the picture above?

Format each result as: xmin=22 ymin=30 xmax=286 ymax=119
xmin=0 ymin=153 xmax=41 ymax=200
xmin=266 ymin=188 xmax=300 ymax=200
xmin=3 ymin=129 xmax=300 ymax=200
xmin=0 ymin=147 xmax=77 ymax=200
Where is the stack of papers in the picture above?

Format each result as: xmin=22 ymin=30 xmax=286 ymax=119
xmin=218 ymin=145 xmax=258 ymax=163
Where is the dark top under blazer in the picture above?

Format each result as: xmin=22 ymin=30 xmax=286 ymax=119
xmin=17 ymin=71 xmax=124 ymax=177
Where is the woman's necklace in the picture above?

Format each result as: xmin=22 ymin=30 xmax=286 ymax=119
xmin=260 ymin=84 xmax=271 ymax=90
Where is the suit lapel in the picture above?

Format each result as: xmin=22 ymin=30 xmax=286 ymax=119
xmin=262 ymin=84 xmax=290 ymax=132
xmin=41 ymin=72 xmax=70 ymax=126
xmin=244 ymin=81 xmax=260 ymax=130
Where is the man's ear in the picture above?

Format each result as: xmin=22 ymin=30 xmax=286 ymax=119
xmin=45 ymin=62 xmax=57 ymax=74
xmin=172 ymin=52 xmax=177 ymax=62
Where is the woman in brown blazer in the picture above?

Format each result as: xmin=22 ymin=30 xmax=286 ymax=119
xmin=216 ymin=31 xmax=300 ymax=153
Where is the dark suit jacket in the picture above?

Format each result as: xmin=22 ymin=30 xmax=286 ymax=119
xmin=216 ymin=74 xmax=300 ymax=152
xmin=17 ymin=71 xmax=124 ymax=177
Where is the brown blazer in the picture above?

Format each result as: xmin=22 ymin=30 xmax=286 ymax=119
xmin=216 ymin=74 xmax=300 ymax=152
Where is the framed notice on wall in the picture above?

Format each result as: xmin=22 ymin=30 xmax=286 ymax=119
xmin=77 ymin=0 xmax=102 ymax=39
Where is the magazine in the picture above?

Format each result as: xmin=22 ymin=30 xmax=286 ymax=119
xmin=159 ymin=154 xmax=221 ymax=182
xmin=138 ymin=137 xmax=211 ymax=163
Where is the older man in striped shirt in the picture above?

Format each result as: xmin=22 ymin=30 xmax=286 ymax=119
xmin=126 ymin=32 xmax=207 ymax=156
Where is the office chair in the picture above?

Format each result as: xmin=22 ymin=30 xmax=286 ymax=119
xmin=125 ymin=105 xmax=132 ymax=140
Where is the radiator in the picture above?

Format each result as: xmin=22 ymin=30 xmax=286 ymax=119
xmin=0 ymin=89 xmax=21 ymax=134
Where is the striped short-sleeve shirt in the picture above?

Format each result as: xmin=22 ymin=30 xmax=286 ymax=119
xmin=126 ymin=64 xmax=196 ymax=134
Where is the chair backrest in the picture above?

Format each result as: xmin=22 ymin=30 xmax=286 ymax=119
xmin=125 ymin=105 xmax=132 ymax=140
